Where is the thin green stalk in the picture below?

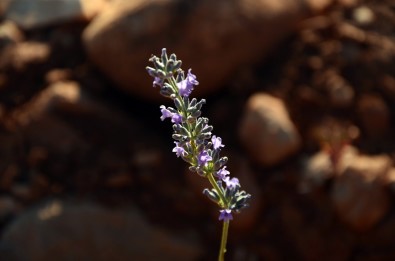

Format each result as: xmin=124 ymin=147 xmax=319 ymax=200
xmin=218 ymin=220 xmax=230 ymax=261
xmin=206 ymin=172 xmax=227 ymax=208
xmin=207 ymin=171 xmax=230 ymax=261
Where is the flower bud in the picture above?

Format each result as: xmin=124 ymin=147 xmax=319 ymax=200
xmin=146 ymin=66 xmax=158 ymax=77
xmin=203 ymin=188 xmax=220 ymax=204
xmin=169 ymin=53 xmax=177 ymax=61
xmin=174 ymin=98 xmax=183 ymax=111
xmin=186 ymin=116 xmax=196 ymax=124
xmin=161 ymin=48 xmax=168 ymax=64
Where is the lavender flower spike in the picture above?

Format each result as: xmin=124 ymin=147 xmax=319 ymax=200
xmin=146 ymin=48 xmax=250 ymax=261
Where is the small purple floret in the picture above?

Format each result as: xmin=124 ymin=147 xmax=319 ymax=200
xmin=186 ymin=69 xmax=199 ymax=85
xmin=219 ymin=209 xmax=233 ymax=221
xmin=173 ymin=142 xmax=187 ymax=157
xmin=198 ymin=150 xmax=212 ymax=166
xmin=153 ymin=77 xmax=163 ymax=88
xmin=177 ymin=69 xmax=199 ymax=97
xmin=216 ymin=166 xmax=230 ymax=180
xmin=224 ymin=177 xmax=240 ymax=189
xmin=212 ymin=135 xmax=224 ymax=150
xmin=160 ymin=105 xmax=173 ymax=121
xmin=171 ymin=113 xmax=182 ymax=124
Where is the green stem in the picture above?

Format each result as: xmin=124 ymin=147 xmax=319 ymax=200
xmin=218 ymin=220 xmax=230 ymax=261
xmin=207 ymin=172 xmax=227 ymax=208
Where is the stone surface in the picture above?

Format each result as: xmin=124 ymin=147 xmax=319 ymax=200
xmin=384 ymin=168 xmax=395 ymax=192
xmin=324 ymin=70 xmax=355 ymax=108
xmin=305 ymin=0 xmax=334 ymax=13
xmin=356 ymin=93 xmax=390 ymax=138
xmin=0 ymin=41 xmax=50 ymax=70
xmin=299 ymin=150 xmax=334 ymax=193
xmin=83 ymin=0 xmax=311 ymax=100
xmin=4 ymin=80 xmax=147 ymax=196
xmin=239 ymin=93 xmax=301 ymax=166
xmin=4 ymin=0 xmax=107 ymax=29
xmin=0 ymin=20 xmax=24 ymax=47
xmin=331 ymin=154 xmax=391 ymax=232
xmin=299 ymin=146 xmax=358 ymax=193
xmin=0 ymin=196 xmax=18 ymax=223
xmin=0 ymin=200 xmax=202 ymax=260
xmin=0 ymin=0 xmax=11 ymax=15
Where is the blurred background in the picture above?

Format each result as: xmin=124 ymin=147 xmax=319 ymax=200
xmin=0 ymin=0 xmax=395 ymax=260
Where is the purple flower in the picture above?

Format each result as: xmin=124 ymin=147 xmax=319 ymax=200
xmin=216 ymin=166 xmax=230 ymax=180
xmin=212 ymin=135 xmax=224 ymax=150
xmin=219 ymin=209 xmax=233 ymax=221
xmin=224 ymin=177 xmax=240 ymax=189
xmin=177 ymin=69 xmax=199 ymax=97
xmin=171 ymin=113 xmax=182 ymax=124
xmin=172 ymin=142 xmax=187 ymax=157
xmin=160 ymin=105 xmax=173 ymax=121
xmin=198 ymin=150 xmax=212 ymax=166
xmin=153 ymin=77 xmax=163 ymax=88
xmin=186 ymin=69 xmax=199 ymax=85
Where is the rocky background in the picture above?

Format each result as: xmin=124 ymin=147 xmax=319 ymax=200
xmin=0 ymin=0 xmax=395 ymax=260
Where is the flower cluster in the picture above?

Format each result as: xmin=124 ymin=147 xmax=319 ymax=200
xmin=147 ymin=48 xmax=251 ymax=221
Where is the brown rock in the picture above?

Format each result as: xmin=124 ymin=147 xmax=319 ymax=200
xmin=0 ymin=200 xmax=202 ymax=260
xmin=239 ymin=93 xmax=301 ymax=166
xmin=0 ymin=0 xmax=11 ymax=15
xmin=45 ymin=69 xmax=73 ymax=84
xmin=83 ymin=0 xmax=311 ymax=100
xmin=331 ymin=154 xmax=391 ymax=231
xmin=357 ymin=93 xmax=390 ymax=138
xmin=4 ymin=81 xmax=146 ymax=194
xmin=383 ymin=168 xmax=395 ymax=193
xmin=304 ymin=0 xmax=334 ymax=13
xmin=325 ymin=71 xmax=354 ymax=108
xmin=11 ymin=81 xmax=81 ymax=126
xmin=105 ymin=172 xmax=133 ymax=188
xmin=300 ymin=150 xmax=334 ymax=193
xmin=281 ymin=200 xmax=353 ymax=261
xmin=10 ymin=184 xmax=34 ymax=202
xmin=0 ymin=164 xmax=19 ymax=191
xmin=300 ymin=146 xmax=358 ymax=192
xmin=0 ymin=196 xmax=19 ymax=222
xmin=5 ymin=0 xmax=107 ymax=29
xmin=0 ymin=41 xmax=50 ymax=71
xmin=0 ymin=20 xmax=24 ymax=47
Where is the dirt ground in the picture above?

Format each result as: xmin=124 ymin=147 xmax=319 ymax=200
xmin=1 ymin=1 xmax=395 ymax=260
